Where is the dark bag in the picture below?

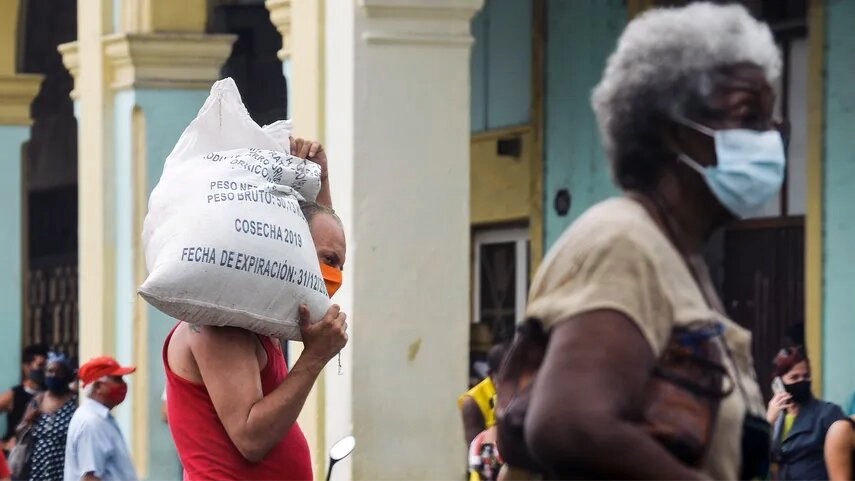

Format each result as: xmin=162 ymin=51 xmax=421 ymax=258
xmin=8 ymin=425 xmax=34 ymax=480
xmin=495 ymin=319 xmax=733 ymax=473
xmin=642 ymin=322 xmax=734 ymax=466
xmin=8 ymin=394 xmax=42 ymax=480
xmin=740 ymin=413 xmax=771 ymax=480
xmin=494 ymin=319 xmax=548 ymax=472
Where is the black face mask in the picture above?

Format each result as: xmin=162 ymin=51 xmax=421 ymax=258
xmin=28 ymin=369 xmax=45 ymax=388
xmin=45 ymin=376 xmax=71 ymax=394
xmin=784 ymin=380 xmax=812 ymax=404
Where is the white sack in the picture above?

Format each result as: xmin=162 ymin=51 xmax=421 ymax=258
xmin=139 ymin=78 xmax=330 ymax=341
xmin=262 ymin=120 xmax=294 ymax=154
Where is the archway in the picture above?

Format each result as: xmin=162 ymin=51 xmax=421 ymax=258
xmin=19 ymin=0 xmax=79 ymax=361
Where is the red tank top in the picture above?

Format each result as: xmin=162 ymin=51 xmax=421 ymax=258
xmin=163 ymin=324 xmax=313 ymax=481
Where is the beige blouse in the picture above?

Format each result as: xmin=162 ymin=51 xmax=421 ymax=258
xmin=526 ymin=197 xmax=765 ymax=480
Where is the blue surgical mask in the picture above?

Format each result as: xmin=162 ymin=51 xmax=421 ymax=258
xmin=675 ymin=117 xmax=786 ymax=218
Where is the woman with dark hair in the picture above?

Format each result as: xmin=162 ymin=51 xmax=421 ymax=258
xmin=14 ymin=352 xmax=77 ymax=481
xmin=514 ymin=2 xmax=785 ymax=479
xmin=768 ymin=347 xmax=846 ymax=480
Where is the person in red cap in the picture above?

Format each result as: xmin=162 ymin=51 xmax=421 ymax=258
xmin=63 ymin=356 xmax=137 ymax=481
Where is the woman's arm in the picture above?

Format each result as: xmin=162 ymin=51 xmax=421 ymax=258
xmin=825 ymin=419 xmax=854 ymax=481
xmin=525 ymin=310 xmax=707 ymax=480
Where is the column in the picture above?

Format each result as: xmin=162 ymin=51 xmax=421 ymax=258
xmin=107 ymin=32 xmax=235 ymax=479
xmin=267 ymin=0 xmax=293 ymax=118
xmin=61 ymin=8 xmax=235 ymax=475
xmin=267 ymin=1 xmax=329 ymax=476
xmin=325 ymin=1 xmax=482 ymax=479
xmin=63 ymin=0 xmax=116 ymax=363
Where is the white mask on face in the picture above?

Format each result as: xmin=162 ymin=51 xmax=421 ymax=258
xmin=674 ymin=116 xmax=786 ymax=218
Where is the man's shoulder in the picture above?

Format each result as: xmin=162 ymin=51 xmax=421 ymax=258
xmin=181 ymin=323 xmax=257 ymax=346
xmin=68 ymin=404 xmax=108 ymax=433
xmin=182 ymin=324 xmax=262 ymax=364
xmin=548 ymin=197 xmax=661 ymax=258
xmin=172 ymin=323 xmax=264 ymax=384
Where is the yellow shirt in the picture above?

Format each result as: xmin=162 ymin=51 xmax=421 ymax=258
xmin=459 ymin=377 xmax=497 ymax=428
xmin=783 ymin=413 xmax=796 ymax=439
xmin=525 ymin=197 xmax=766 ymax=481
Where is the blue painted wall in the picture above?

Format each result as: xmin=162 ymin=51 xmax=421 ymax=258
xmin=0 ymin=126 xmax=28 ymax=437
xmin=821 ymin=0 xmax=855 ymax=407
xmin=139 ymin=89 xmax=207 ymax=481
xmin=112 ymin=89 xmax=208 ymax=480
xmin=470 ymin=0 xmax=532 ymax=132
xmin=471 ymin=7 xmax=488 ymax=132
xmin=543 ymin=0 xmax=624 ymax=248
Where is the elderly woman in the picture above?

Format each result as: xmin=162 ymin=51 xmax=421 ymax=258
xmin=519 ymin=3 xmax=785 ymax=480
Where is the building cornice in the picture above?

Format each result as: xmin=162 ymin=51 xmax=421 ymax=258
xmin=0 ymin=74 xmax=44 ymax=125
xmin=59 ymin=33 xmax=236 ymax=94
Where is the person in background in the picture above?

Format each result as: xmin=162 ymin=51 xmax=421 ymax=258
xmin=768 ymin=346 xmax=846 ymax=480
xmin=164 ymin=138 xmax=347 ymax=481
xmin=64 ymin=356 xmax=137 ymax=481
xmin=825 ymin=415 xmax=855 ymax=481
xmin=468 ymin=323 xmax=495 ymax=388
xmin=16 ymin=352 xmax=77 ymax=481
xmin=0 ymin=345 xmax=47 ymax=454
xmin=519 ymin=3 xmax=783 ymax=479
xmin=468 ymin=425 xmax=502 ymax=481
xmin=459 ymin=343 xmax=507 ymax=446
xmin=0 ymin=452 xmax=9 ymax=481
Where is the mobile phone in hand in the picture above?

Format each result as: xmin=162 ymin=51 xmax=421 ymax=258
xmin=772 ymin=377 xmax=785 ymax=394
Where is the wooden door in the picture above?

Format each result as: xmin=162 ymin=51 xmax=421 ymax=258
xmin=722 ymin=218 xmax=805 ymax=401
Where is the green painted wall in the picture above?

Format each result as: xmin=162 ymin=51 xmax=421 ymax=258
xmin=543 ymin=0 xmax=623 ymax=248
xmin=822 ymin=0 xmax=855 ymax=407
xmin=470 ymin=0 xmax=532 ymax=132
xmin=0 ymin=126 xmax=27 ymax=438
xmin=112 ymin=89 xmax=208 ymax=480
xmin=140 ymin=89 xmax=207 ymax=481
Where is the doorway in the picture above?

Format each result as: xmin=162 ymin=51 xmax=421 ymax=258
xmin=469 ymin=227 xmax=530 ymax=385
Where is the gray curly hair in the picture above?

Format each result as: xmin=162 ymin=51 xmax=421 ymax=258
xmin=592 ymin=2 xmax=782 ymax=191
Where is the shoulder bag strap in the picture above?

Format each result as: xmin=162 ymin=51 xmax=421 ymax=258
xmin=638 ymin=192 xmax=753 ymax=407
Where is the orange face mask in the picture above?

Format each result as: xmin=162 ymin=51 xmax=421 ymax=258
xmin=320 ymin=263 xmax=342 ymax=298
